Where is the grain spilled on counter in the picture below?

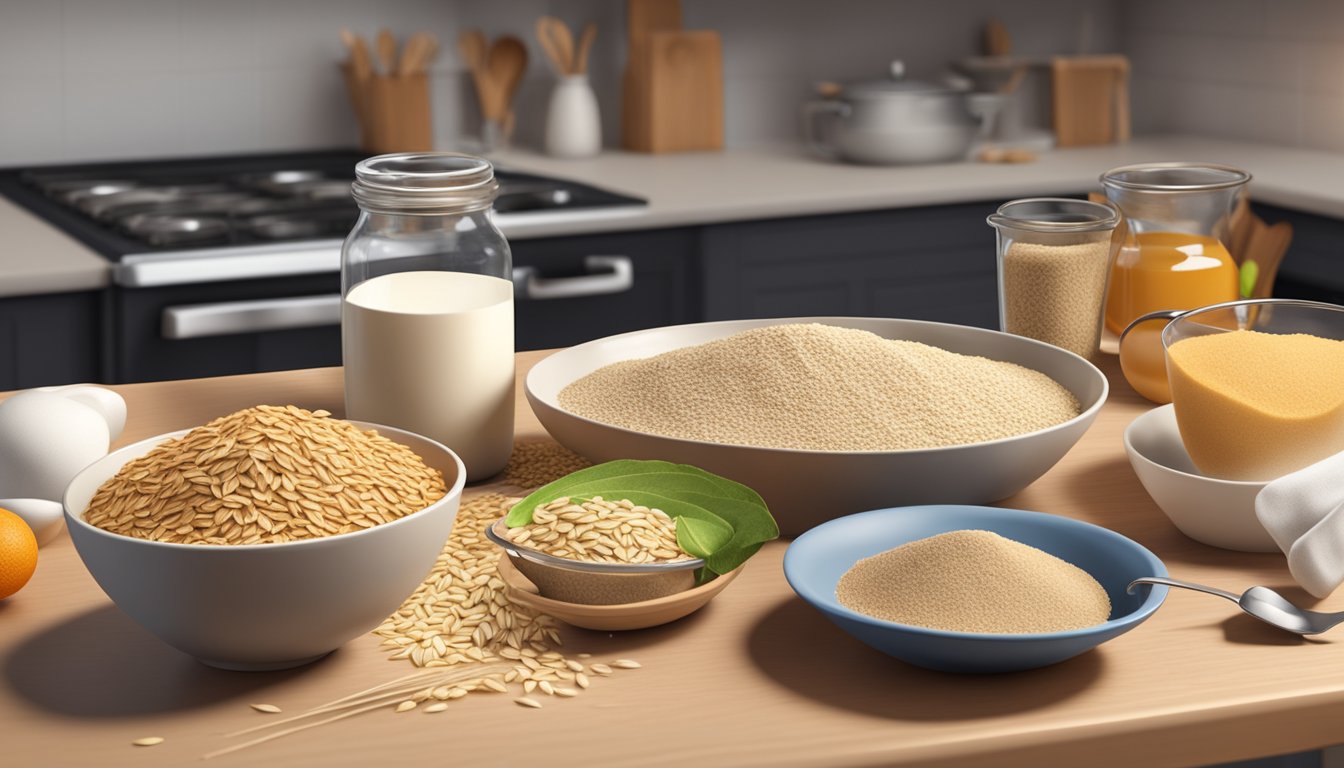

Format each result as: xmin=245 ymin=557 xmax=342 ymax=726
xmin=201 ymin=443 xmax=647 ymax=760
xmin=558 ymin=323 xmax=1080 ymax=451
xmin=84 ymin=405 xmax=446 ymax=544
xmin=370 ymin=442 xmax=637 ymax=703
xmin=132 ymin=737 xmax=164 ymax=747
xmin=836 ymin=530 xmax=1110 ymax=634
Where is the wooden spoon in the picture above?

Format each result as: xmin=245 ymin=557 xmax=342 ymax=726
xmin=575 ymin=22 xmax=597 ymax=75
xmin=398 ymin=32 xmax=437 ymax=75
xmin=458 ymin=29 xmax=490 ymax=114
xmin=984 ymin=19 xmax=1012 ymax=57
xmin=535 ymin=17 xmax=571 ymax=75
xmin=376 ymin=28 xmax=397 ymax=76
xmin=487 ymin=36 xmax=528 ymax=124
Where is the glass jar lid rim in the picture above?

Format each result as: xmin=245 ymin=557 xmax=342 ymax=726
xmin=1100 ymin=162 xmax=1251 ymax=192
xmin=987 ymin=197 xmax=1121 ymax=233
xmin=352 ymin=152 xmax=498 ymax=214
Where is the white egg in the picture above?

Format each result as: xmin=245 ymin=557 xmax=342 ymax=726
xmin=0 ymin=498 xmax=65 ymax=546
xmin=0 ymin=391 xmax=110 ymax=501
xmin=37 ymin=385 xmax=127 ymax=441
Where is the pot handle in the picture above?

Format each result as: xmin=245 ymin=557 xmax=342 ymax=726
xmin=803 ymin=100 xmax=849 ymax=159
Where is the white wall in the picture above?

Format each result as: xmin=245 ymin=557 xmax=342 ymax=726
xmin=1125 ymin=0 xmax=1344 ymax=151
xmin=0 ymin=0 xmax=1117 ymax=167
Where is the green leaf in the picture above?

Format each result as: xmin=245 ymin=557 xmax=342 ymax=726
xmin=505 ymin=460 xmax=676 ymax=526
xmin=677 ymin=493 xmax=779 ymax=575
xmin=675 ymin=516 xmax=734 ymax=559
xmin=1240 ymin=259 xmax=1260 ymax=299
xmin=504 ymin=460 xmax=780 ymax=576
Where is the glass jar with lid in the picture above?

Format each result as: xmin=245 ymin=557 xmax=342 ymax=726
xmin=342 ymin=152 xmax=513 ymax=482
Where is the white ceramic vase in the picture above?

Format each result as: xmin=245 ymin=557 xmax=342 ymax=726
xmin=544 ymin=74 xmax=601 ymax=158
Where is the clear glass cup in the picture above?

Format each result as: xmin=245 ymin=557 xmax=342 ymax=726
xmin=1102 ymin=163 xmax=1249 ymax=335
xmin=342 ymin=152 xmax=514 ymax=481
xmin=1162 ymin=298 xmax=1344 ymax=481
xmin=987 ymin=198 xmax=1121 ymax=359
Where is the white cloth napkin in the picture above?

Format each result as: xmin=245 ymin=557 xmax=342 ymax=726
xmin=1256 ymin=451 xmax=1344 ymax=598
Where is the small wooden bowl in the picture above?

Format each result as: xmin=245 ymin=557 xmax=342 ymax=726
xmin=496 ymin=554 xmax=743 ymax=631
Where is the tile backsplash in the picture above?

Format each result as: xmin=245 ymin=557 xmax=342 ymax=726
xmin=1124 ymin=0 xmax=1344 ymax=152
xmin=0 ymin=0 xmax=1116 ymax=166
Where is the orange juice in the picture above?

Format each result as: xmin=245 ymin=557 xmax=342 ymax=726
xmin=1166 ymin=329 xmax=1344 ymax=480
xmin=1104 ymin=232 xmax=1239 ymax=335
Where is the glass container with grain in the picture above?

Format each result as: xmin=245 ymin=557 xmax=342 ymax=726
xmin=988 ymin=198 xmax=1121 ymax=359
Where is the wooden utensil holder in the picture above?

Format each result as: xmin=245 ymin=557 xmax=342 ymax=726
xmin=342 ymin=65 xmax=433 ymax=154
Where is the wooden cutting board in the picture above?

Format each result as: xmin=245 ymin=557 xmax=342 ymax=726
xmin=621 ymin=0 xmax=723 ymax=153
xmin=1052 ymin=55 xmax=1130 ymax=147
xmin=639 ymin=30 xmax=722 ymax=152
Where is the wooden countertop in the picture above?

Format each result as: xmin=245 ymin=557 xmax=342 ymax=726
xmin=5 ymin=353 xmax=1342 ymax=767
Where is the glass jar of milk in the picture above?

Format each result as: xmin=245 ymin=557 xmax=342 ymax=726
xmin=343 ymin=153 xmax=513 ymax=482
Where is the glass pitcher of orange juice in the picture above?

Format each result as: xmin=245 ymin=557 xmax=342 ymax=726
xmin=1101 ymin=163 xmax=1250 ymax=336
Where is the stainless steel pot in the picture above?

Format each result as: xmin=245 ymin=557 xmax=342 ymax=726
xmin=804 ymin=62 xmax=983 ymax=165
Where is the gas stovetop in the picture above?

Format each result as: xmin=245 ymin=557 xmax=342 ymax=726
xmin=0 ymin=150 xmax=646 ymax=287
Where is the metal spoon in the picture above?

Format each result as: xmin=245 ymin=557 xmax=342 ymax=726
xmin=1128 ymin=577 xmax=1344 ymax=635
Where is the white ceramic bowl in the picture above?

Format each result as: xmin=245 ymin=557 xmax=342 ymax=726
xmin=1123 ymin=404 xmax=1273 ymax=552
xmin=527 ymin=317 xmax=1108 ymax=537
xmin=63 ymin=421 xmax=464 ymax=671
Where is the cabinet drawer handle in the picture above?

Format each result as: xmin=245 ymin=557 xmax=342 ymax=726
xmin=512 ymin=255 xmax=633 ymax=300
xmin=162 ymin=294 xmax=341 ymax=339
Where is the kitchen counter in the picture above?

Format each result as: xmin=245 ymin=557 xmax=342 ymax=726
xmin=0 ymin=196 xmax=109 ymax=298
xmin=489 ymin=134 xmax=1344 ymax=238
xmin=6 ymin=134 xmax=1344 ymax=297
xmin=7 ymin=354 xmax=1344 ymax=767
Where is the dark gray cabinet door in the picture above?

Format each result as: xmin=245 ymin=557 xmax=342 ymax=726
xmin=0 ymin=291 xmax=101 ymax=388
xmin=701 ymin=203 xmax=1001 ymax=329
xmin=512 ymin=228 xmax=698 ymax=350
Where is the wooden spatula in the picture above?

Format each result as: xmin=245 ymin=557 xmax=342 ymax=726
xmin=1244 ymin=221 xmax=1294 ymax=298
xmin=487 ymin=36 xmax=528 ymax=134
xmin=376 ymin=28 xmax=397 ymax=76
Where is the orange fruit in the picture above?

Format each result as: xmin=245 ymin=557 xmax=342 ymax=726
xmin=0 ymin=508 xmax=38 ymax=599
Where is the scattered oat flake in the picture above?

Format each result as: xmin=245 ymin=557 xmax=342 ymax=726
xmin=590 ymin=663 xmax=613 ymax=675
xmin=554 ymin=687 xmax=578 ymax=697
xmin=424 ymin=703 xmax=449 ymax=713
xmin=515 ymin=697 xmax=543 ymax=709
xmin=612 ymin=659 xmax=642 ymax=669
xmin=250 ymin=703 xmax=282 ymax=714
xmin=483 ymin=678 xmax=508 ymax=693
xmin=132 ymin=737 xmax=164 ymax=747
xmin=395 ymin=700 xmax=417 ymax=713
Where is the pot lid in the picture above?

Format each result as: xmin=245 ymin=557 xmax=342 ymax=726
xmin=840 ymin=61 xmax=959 ymax=98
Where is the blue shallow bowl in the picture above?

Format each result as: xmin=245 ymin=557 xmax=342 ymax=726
xmin=783 ymin=505 xmax=1168 ymax=673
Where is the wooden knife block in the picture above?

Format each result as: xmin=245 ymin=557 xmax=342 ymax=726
xmin=622 ymin=30 xmax=724 ymax=153
xmin=341 ymin=65 xmax=433 ymax=154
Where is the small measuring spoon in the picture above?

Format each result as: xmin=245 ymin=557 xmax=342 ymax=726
xmin=1128 ymin=577 xmax=1344 ymax=635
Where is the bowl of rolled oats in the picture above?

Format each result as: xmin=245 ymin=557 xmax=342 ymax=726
xmin=63 ymin=405 xmax=465 ymax=671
